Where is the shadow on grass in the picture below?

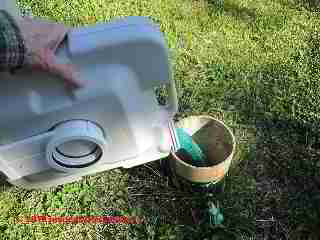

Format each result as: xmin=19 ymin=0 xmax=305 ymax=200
xmin=207 ymin=0 xmax=320 ymax=15
xmin=222 ymin=34 xmax=320 ymax=238
xmin=0 ymin=172 xmax=12 ymax=193
xmin=280 ymin=0 xmax=320 ymax=12
xmin=127 ymin=145 xmax=257 ymax=239
xmin=127 ymin=160 xmax=197 ymax=225
xmin=223 ymin=35 xmax=320 ymax=238
xmin=127 ymin=158 xmax=253 ymax=239
xmin=206 ymin=0 xmax=257 ymax=22
xmin=254 ymin=117 xmax=320 ymax=239
xmin=206 ymin=0 xmax=290 ymax=34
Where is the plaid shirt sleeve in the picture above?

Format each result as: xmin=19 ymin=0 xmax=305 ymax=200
xmin=0 ymin=10 xmax=25 ymax=72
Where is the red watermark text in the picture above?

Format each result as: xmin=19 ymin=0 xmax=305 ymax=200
xmin=17 ymin=215 xmax=144 ymax=224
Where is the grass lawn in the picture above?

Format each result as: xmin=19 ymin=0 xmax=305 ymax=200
xmin=1 ymin=0 xmax=320 ymax=239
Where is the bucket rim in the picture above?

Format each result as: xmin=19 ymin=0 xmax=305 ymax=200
xmin=171 ymin=115 xmax=236 ymax=170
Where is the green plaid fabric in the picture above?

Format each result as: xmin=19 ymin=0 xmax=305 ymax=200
xmin=0 ymin=10 xmax=25 ymax=71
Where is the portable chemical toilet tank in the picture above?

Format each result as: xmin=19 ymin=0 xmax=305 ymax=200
xmin=0 ymin=2 xmax=178 ymax=189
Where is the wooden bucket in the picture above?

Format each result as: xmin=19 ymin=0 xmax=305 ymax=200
xmin=170 ymin=115 xmax=236 ymax=184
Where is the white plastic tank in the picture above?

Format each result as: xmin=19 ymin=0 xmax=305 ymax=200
xmin=0 ymin=1 xmax=178 ymax=189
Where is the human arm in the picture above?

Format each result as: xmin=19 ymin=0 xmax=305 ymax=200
xmin=0 ymin=10 xmax=83 ymax=88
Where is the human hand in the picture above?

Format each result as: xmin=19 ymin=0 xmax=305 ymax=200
xmin=17 ymin=17 xmax=83 ymax=88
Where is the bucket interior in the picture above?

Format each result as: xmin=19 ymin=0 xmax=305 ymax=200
xmin=176 ymin=116 xmax=234 ymax=167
